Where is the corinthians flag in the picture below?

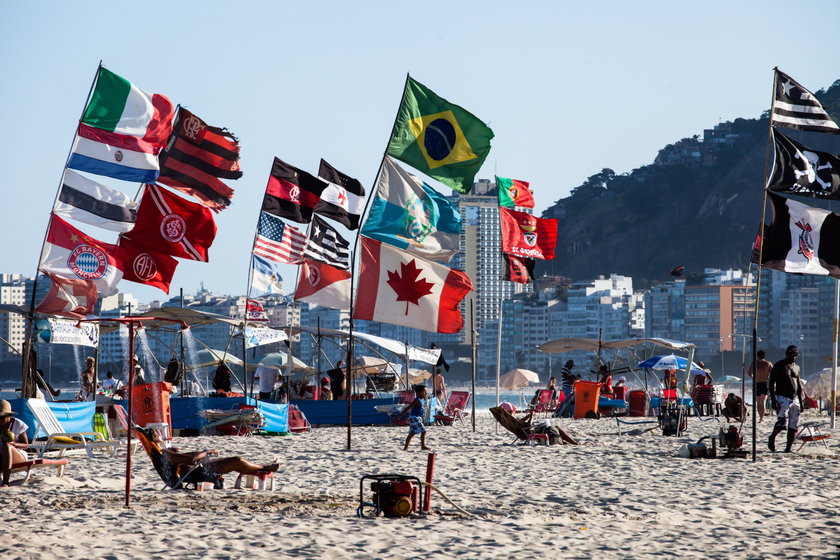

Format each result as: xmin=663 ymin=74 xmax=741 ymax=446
xmin=761 ymin=192 xmax=840 ymax=278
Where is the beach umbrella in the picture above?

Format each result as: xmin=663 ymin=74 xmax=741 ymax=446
xmin=499 ymin=368 xmax=540 ymax=389
xmin=715 ymin=375 xmax=741 ymax=385
xmin=247 ymin=352 xmax=313 ymax=373
xmin=805 ymin=368 xmax=837 ymax=399
xmin=191 ymin=348 xmax=244 ymax=369
xmin=637 ymin=354 xmax=703 ymax=372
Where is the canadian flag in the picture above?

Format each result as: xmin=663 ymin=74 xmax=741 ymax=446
xmin=353 ymin=237 xmax=472 ymax=333
xmin=34 ymin=273 xmax=98 ymax=319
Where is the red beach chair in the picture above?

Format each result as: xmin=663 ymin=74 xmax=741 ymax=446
xmin=529 ymin=389 xmax=555 ymax=416
xmin=434 ymin=391 xmax=471 ymax=426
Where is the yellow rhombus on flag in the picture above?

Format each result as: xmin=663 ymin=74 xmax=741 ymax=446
xmin=386 ymin=76 xmax=494 ymax=194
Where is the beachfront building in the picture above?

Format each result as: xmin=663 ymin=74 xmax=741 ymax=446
xmin=478 ymin=296 xmax=556 ymax=381
xmin=683 ymin=270 xmax=755 ymax=367
xmin=0 ymin=274 xmax=33 ymax=363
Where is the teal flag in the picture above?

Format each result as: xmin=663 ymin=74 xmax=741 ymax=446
xmin=361 ymin=156 xmax=461 ymax=262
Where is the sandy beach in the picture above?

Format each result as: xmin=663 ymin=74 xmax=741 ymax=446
xmin=1 ymin=412 xmax=838 ymax=560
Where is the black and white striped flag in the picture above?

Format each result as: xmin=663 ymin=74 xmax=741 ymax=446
xmin=772 ymin=69 xmax=839 ymax=134
xmin=304 ymin=215 xmax=350 ymax=269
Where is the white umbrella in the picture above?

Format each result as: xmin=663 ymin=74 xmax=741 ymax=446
xmin=191 ymin=349 xmax=244 ymax=369
xmin=247 ymin=352 xmax=313 ymax=373
xmin=499 ymin=368 xmax=540 ymax=389
xmin=715 ymin=375 xmax=742 ymax=385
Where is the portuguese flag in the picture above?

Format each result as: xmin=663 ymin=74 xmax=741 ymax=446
xmin=387 ymin=76 xmax=494 ymax=194
xmin=497 ymin=176 xmax=535 ymax=208
xmin=81 ymin=66 xmax=174 ymax=150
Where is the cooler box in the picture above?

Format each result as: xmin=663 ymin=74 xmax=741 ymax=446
xmin=573 ymin=380 xmax=602 ymax=419
xmin=130 ymin=382 xmax=172 ymax=428
xmin=613 ymin=386 xmax=627 ymax=401
xmin=629 ymin=390 xmax=648 ymax=417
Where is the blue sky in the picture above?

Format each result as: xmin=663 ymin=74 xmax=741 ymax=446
xmin=2 ymin=1 xmax=839 ymax=303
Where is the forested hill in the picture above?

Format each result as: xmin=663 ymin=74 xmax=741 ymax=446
xmin=537 ymin=78 xmax=840 ymax=287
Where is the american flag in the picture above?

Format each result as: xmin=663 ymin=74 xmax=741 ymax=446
xmin=773 ymin=69 xmax=839 ymax=134
xmin=253 ymin=211 xmax=306 ymax=264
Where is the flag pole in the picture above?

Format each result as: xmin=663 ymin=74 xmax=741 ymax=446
xmin=345 ymin=73 xmax=412 ymax=450
xmin=470 ymin=298 xmax=477 ymax=432
xmin=749 ymin=67 xmax=780 ymax=462
xmin=832 ymin=279 xmax=838 ymax=429
xmin=22 ymin=61 xmax=103 ymax=397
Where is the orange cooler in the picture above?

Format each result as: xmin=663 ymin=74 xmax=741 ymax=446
xmin=573 ymin=380 xmax=602 ymax=418
xmin=130 ymin=381 xmax=172 ymax=428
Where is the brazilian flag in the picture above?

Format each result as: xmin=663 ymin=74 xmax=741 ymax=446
xmin=387 ymin=77 xmax=494 ymax=194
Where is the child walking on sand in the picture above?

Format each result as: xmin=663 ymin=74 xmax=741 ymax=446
xmin=399 ymin=385 xmax=431 ymax=451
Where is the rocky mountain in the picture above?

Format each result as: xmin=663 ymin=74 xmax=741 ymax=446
xmin=537 ymin=78 xmax=840 ymax=287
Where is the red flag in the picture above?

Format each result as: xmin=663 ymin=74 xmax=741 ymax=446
xmin=294 ymin=259 xmax=351 ymax=311
xmin=353 ymin=237 xmax=472 ymax=333
xmin=499 ymin=208 xmax=557 ymax=260
xmin=245 ymin=299 xmax=268 ymax=321
xmin=122 ymin=185 xmax=217 ymax=261
xmin=34 ymin=272 xmax=98 ymax=319
xmin=114 ymin=237 xmax=179 ymax=293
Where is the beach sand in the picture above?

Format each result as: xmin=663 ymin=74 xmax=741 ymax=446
xmin=1 ymin=412 xmax=838 ymax=560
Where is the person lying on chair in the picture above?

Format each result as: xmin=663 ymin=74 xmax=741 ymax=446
xmin=0 ymin=400 xmax=30 ymax=486
xmin=152 ymin=430 xmax=279 ymax=478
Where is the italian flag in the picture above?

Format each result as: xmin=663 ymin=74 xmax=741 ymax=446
xmin=81 ymin=67 xmax=174 ymax=149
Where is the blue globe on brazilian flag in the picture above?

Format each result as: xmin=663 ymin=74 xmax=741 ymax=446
xmin=387 ymin=77 xmax=494 ymax=194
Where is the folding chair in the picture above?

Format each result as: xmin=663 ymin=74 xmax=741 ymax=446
xmin=795 ymin=422 xmax=833 ymax=452
xmin=528 ymin=389 xmax=554 ymax=417
xmin=434 ymin=391 xmax=471 ymax=425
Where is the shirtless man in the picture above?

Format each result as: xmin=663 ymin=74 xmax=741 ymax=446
xmin=748 ymin=349 xmax=773 ymax=423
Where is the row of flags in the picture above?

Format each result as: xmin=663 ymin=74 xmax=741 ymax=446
xmin=247 ymin=77 xmax=497 ymax=333
xmin=756 ymin=69 xmax=840 ymax=279
xmin=35 ymin=65 xmax=243 ymax=318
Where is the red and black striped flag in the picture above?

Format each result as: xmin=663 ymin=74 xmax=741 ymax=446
xmin=262 ymin=157 xmax=328 ymax=224
xmin=502 ymin=254 xmax=535 ymax=284
xmin=157 ymin=108 xmax=243 ymax=212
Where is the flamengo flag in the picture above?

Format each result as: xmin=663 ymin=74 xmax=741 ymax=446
xmin=772 ymin=69 xmax=839 ymax=134
xmin=158 ymin=108 xmax=242 ymax=211
xmin=502 ymin=254 xmax=535 ymax=284
xmin=67 ymin=123 xmax=161 ymax=183
xmin=761 ymin=192 xmax=840 ymax=277
xmin=115 ymin=237 xmax=178 ymax=293
xmin=39 ymin=214 xmax=124 ymax=296
xmin=767 ymin=129 xmax=840 ymax=198
xmin=304 ymin=215 xmax=350 ymax=270
xmin=387 ymin=76 xmax=494 ymax=194
xmin=353 ymin=237 xmax=473 ymax=334
xmin=123 ymin=185 xmax=217 ymax=262
xmin=361 ymin=156 xmax=461 ymax=263
xmin=34 ymin=273 xmax=98 ymax=319
xmin=253 ymin=211 xmax=306 ymax=265
xmin=54 ymin=169 xmax=138 ymax=232
xmin=82 ymin=66 xmax=174 ymax=149
xmin=250 ymin=254 xmax=284 ymax=297
xmin=316 ymin=159 xmax=366 ymax=229
xmin=294 ymin=259 xmax=351 ymax=311
xmin=499 ymin=207 xmax=558 ymax=260
xmin=262 ymin=157 xmax=327 ymax=224
xmin=497 ymin=176 xmax=535 ymax=208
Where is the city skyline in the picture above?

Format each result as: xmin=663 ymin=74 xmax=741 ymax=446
xmin=2 ymin=2 xmax=840 ymax=301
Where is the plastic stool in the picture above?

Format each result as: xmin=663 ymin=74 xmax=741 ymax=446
xmin=234 ymin=470 xmax=275 ymax=491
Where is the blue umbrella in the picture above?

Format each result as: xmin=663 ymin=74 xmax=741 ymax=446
xmin=637 ymin=354 xmax=704 ymax=372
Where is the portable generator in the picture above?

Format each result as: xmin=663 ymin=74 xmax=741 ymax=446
xmin=358 ymin=474 xmax=423 ymax=518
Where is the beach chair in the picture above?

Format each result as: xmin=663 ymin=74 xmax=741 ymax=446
xmin=489 ymin=406 xmax=577 ymax=446
xmin=7 ymin=458 xmax=69 ymax=485
xmin=528 ymin=389 xmax=554 ymax=416
xmin=26 ymin=399 xmax=119 ymax=459
xmin=794 ymin=422 xmax=833 ymax=452
xmin=434 ymin=391 xmax=471 ymax=426
xmin=134 ymin=427 xmax=223 ymax=490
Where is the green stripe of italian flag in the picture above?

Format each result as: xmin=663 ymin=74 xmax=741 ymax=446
xmin=81 ymin=67 xmax=173 ymax=149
